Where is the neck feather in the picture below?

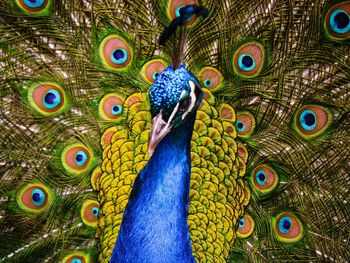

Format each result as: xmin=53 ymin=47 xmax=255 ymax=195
xmin=110 ymin=113 xmax=196 ymax=263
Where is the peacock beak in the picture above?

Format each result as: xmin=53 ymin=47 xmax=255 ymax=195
xmin=148 ymin=80 xmax=201 ymax=156
xmin=148 ymin=110 xmax=173 ymax=156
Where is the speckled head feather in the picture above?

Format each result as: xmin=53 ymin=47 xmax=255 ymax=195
xmin=149 ymin=64 xmax=201 ymax=118
xmin=147 ymin=64 xmax=203 ymax=155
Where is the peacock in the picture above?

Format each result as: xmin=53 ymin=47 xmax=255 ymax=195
xmin=0 ymin=0 xmax=349 ymax=262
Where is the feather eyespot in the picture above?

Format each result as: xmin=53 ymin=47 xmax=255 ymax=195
xmin=62 ymin=252 xmax=90 ymax=263
xmin=99 ymin=35 xmax=132 ymax=70
xmin=31 ymin=188 xmax=46 ymax=206
xmin=141 ymin=59 xmax=168 ymax=84
xmin=256 ymin=170 xmax=266 ymax=184
xmin=324 ymin=3 xmax=350 ymax=40
xmin=81 ymin=200 xmax=100 ymax=227
xmin=299 ymin=109 xmax=316 ymax=131
xmin=330 ymin=9 xmax=350 ymax=34
xmin=167 ymin=0 xmax=198 ymax=26
xmin=17 ymin=184 xmax=53 ymax=213
xmin=237 ymin=214 xmax=255 ymax=238
xmin=28 ymin=83 xmax=67 ymax=116
xmin=294 ymin=105 xmax=331 ymax=138
xmin=61 ymin=144 xmax=94 ymax=174
xmin=16 ymin=0 xmax=50 ymax=14
xmin=238 ymin=54 xmax=255 ymax=71
xmin=233 ymin=42 xmax=265 ymax=78
xmin=252 ymin=165 xmax=278 ymax=193
xmin=235 ymin=111 xmax=256 ymax=138
xmin=279 ymin=216 xmax=292 ymax=234
xmin=274 ymin=212 xmax=304 ymax=242
xmin=99 ymin=93 xmax=124 ymax=121
xmin=198 ymin=67 xmax=224 ymax=91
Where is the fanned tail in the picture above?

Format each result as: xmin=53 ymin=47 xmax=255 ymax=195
xmin=0 ymin=0 xmax=349 ymax=262
xmin=189 ymin=0 xmax=350 ymax=261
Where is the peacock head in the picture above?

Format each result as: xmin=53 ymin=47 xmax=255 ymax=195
xmin=148 ymin=64 xmax=203 ymax=155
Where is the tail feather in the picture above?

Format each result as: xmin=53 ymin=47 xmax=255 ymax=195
xmin=0 ymin=0 xmax=349 ymax=262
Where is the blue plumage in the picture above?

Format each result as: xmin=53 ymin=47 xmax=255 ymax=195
xmin=110 ymin=65 xmax=202 ymax=263
xmin=149 ymin=65 xmax=199 ymax=117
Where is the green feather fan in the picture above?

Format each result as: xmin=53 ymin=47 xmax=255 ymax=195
xmin=0 ymin=0 xmax=349 ymax=262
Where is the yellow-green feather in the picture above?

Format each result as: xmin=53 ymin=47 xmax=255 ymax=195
xmin=97 ymin=89 xmax=249 ymax=262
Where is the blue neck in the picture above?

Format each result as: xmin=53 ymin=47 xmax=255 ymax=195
xmin=110 ymin=113 xmax=196 ymax=263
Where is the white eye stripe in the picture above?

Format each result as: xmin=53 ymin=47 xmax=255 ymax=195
xmin=189 ymin=80 xmax=196 ymax=91
xmin=182 ymin=81 xmax=197 ymax=120
xmin=188 ymin=81 xmax=196 ymax=110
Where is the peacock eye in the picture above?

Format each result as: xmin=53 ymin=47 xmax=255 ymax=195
xmin=16 ymin=0 xmax=51 ymax=14
xmin=28 ymin=83 xmax=67 ymax=116
xmin=235 ymin=111 xmax=256 ymax=138
xmin=239 ymin=218 xmax=245 ymax=227
xmin=255 ymin=170 xmax=266 ymax=185
xmin=81 ymin=200 xmax=100 ymax=227
xmin=61 ymin=144 xmax=93 ymax=174
xmin=279 ymin=216 xmax=292 ymax=234
xmin=175 ymin=5 xmax=193 ymax=21
xmin=111 ymin=105 xmax=123 ymax=115
xmin=204 ymin=79 xmax=212 ymax=88
xmin=198 ymin=67 xmax=224 ymax=91
xmin=31 ymin=188 xmax=46 ymax=206
xmin=74 ymin=150 xmax=88 ymax=166
xmin=299 ymin=109 xmax=316 ymax=131
xmin=141 ymin=59 xmax=168 ymax=84
xmin=17 ymin=184 xmax=53 ymax=213
xmin=110 ymin=48 xmax=128 ymax=64
xmin=175 ymin=5 xmax=185 ymax=17
xmin=23 ymin=0 xmax=46 ymax=8
xmin=238 ymin=54 xmax=256 ymax=71
xmin=237 ymin=214 xmax=255 ymax=238
xmin=99 ymin=93 xmax=124 ymax=121
xmin=92 ymin=207 xmax=99 ymax=217
xmin=330 ymin=9 xmax=350 ymax=34
xmin=233 ymin=42 xmax=265 ymax=78
xmin=43 ymin=89 xmax=61 ymax=109
xmin=99 ymin=34 xmax=132 ymax=71
xmin=294 ymin=105 xmax=331 ymax=138
xmin=235 ymin=120 xmax=245 ymax=132
xmin=274 ymin=212 xmax=304 ymax=242
xmin=324 ymin=3 xmax=350 ymax=40
xmin=71 ymin=259 xmax=83 ymax=263
xmin=252 ymin=165 xmax=279 ymax=193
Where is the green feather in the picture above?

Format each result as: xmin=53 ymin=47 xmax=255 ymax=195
xmin=0 ymin=0 xmax=349 ymax=262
